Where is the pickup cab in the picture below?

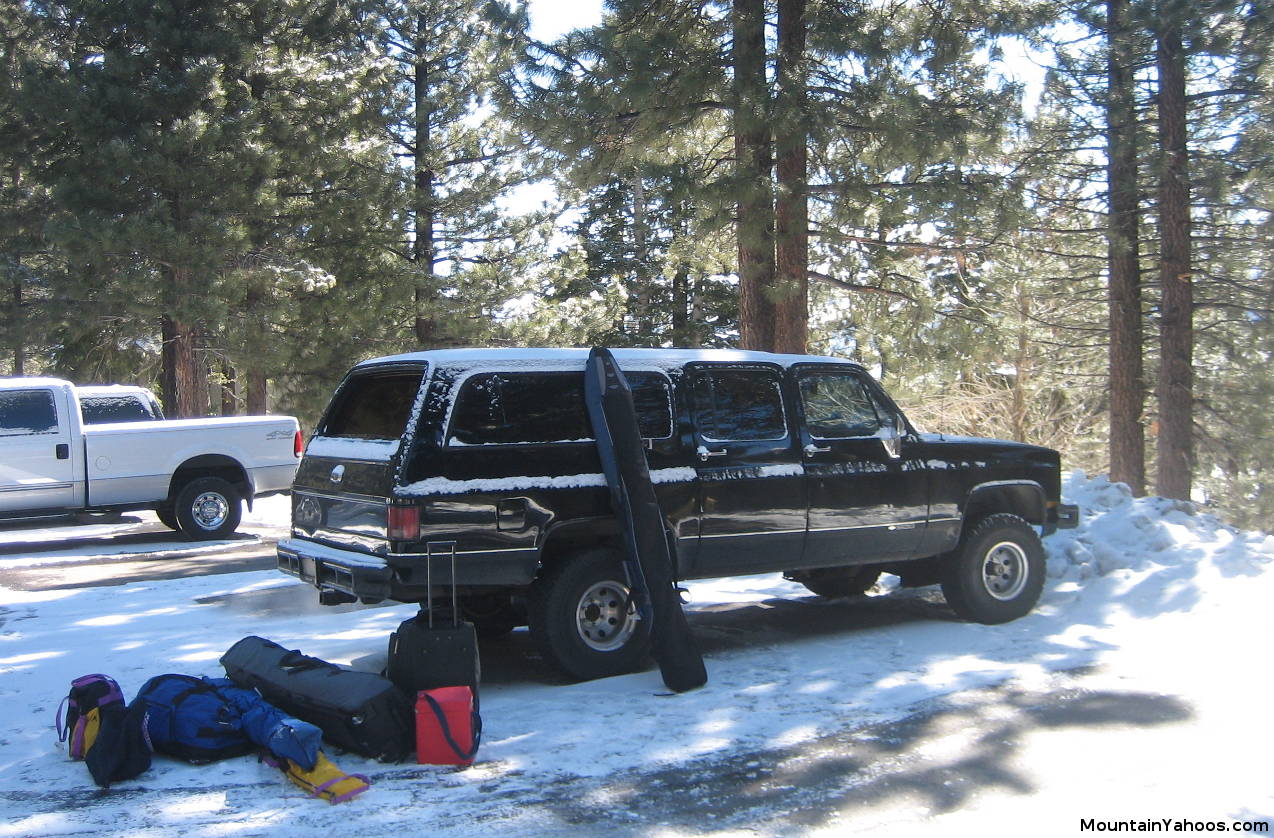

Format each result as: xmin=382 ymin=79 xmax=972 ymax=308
xmin=279 ymin=348 xmax=1078 ymax=680
xmin=0 ymin=377 xmax=302 ymax=539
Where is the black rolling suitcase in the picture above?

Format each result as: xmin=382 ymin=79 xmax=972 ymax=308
xmin=387 ymin=542 xmax=481 ymax=695
xmin=220 ymin=636 xmax=413 ymax=762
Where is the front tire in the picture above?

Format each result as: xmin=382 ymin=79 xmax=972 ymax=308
xmin=174 ymin=477 xmax=242 ymax=541
xmin=528 ymin=547 xmax=651 ymax=681
xmin=940 ymin=513 xmax=1044 ymax=624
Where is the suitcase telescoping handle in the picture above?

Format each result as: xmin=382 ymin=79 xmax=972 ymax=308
xmin=425 ymin=541 xmax=459 ymax=628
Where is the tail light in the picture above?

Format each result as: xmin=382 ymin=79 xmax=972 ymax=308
xmin=294 ymin=430 xmax=304 ymax=458
xmin=387 ymin=505 xmax=421 ymax=541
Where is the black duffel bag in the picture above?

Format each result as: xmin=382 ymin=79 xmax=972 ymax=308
xmin=220 ymin=635 xmax=413 ymax=762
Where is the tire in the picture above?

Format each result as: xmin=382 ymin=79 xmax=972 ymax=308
xmin=790 ymin=566 xmax=881 ymax=598
xmin=173 ymin=476 xmax=242 ymax=541
xmin=460 ymin=593 xmax=523 ymax=640
xmin=528 ymin=547 xmax=651 ymax=681
xmin=940 ymin=513 xmax=1045 ymax=624
xmin=154 ymin=504 xmax=180 ymax=532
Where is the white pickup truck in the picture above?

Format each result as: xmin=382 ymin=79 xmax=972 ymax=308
xmin=0 ymin=377 xmax=301 ymax=539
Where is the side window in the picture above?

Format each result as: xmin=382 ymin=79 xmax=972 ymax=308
xmin=692 ymin=368 xmax=787 ymax=442
xmin=798 ymin=374 xmax=883 ymax=438
xmin=322 ymin=371 xmax=424 ymax=440
xmin=0 ymin=390 xmax=59 ymax=436
xmin=79 ymin=395 xmax=157 ymax=424
xmin=450 ymin=373 xmax=590 ymax=445
xmin=448 ymin=371 xmax=674 ymax=446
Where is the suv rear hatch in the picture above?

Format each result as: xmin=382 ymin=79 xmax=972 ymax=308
xmin=285 ymin=363 xmax=427 ymax=586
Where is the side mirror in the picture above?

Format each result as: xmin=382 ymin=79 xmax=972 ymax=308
xmin=879 ymin=415 xmax=905 ymax=459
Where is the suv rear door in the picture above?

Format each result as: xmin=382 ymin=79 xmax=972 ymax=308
xmin=686 ymin=363 xmax=806 ymax=576
xmin=793 ymin=364 xmax=927 ymax=564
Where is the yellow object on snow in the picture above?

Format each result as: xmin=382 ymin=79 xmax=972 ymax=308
xmin=276 ymin=750 xmax=370 ymax=803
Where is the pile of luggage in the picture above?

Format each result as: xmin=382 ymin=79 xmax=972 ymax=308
xmin=55 ymin=608 xmax=482 ymax=802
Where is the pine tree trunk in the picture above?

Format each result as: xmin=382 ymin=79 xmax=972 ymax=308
xmin=247 ymin=370 xmax=268 ymax=415
xmin=162 ymin=305 xmax=202 ymax=418
xmin=672 ymin=263 xmax=690 ymax=346
xmin=11 ymin=266 xmax=23 ymax=376
xmin=414 ymin=15 xmax=438 ymax=347
xmin=732 ymin=0 xmax=775 ymax=351
xmin=221 ymin=361 xmax=237 ymax=416
xmin=1106 ymin=0 xmax=1146 ymax=496
xmin=774 ymin=0 xmax=809 ymax=355
xmin=1155 ymin=16 xmax=1193 ymax=501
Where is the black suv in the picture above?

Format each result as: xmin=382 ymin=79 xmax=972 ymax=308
xmin=279 ymin=348 xmax=1078 ymax=680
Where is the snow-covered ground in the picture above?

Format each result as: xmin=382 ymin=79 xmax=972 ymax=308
xmin=1 ymin=474 xmax=1271 ymax=836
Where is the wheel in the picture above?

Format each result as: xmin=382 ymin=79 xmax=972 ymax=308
xmin=528 ymin=547 xmax=651 ymax=681
xmin=460 ymin=593 xmax=524 ymax=640
xmin=789 ymin=566 xmax=881 ymax=598
xmin=154 ymin=504 xmax=180 ymax=532
xmin=173 ymin=477 xmax=242 ymax=541
xmin=940 ymin=513 xmax=1045 ymax=624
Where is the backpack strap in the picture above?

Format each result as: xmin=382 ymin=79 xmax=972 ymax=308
xmin=55 ymin=696 xmax=70 ymax=743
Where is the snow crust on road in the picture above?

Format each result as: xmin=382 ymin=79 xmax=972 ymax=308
xmin=0 ymin=475 xmax=1271 ymax=836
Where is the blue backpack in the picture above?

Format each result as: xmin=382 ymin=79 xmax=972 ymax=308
xmin=135 ymin=674 xmax=258 ymax=764
xmin=134 ymin=673 xmax=321 ymax=769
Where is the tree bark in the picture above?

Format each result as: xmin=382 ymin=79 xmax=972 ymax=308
xmin=1154 ymin=11 xmax=1193 ymax=500
xmin=774 ymin=0 xmax=809 ymax=355
xmin=11 ymin=265 xmax=23 ymax=376
xmin=162 ymin=299 xmax=202 ymax=418
xmin=1106 ymin=0 xmax=1146 ymax=495
xmin=732 ymin=0 xmax=775 ymax=351
xmin=247 ymin=369 xmax=268 ymax=415
xmin=413 ymin=14 xmax=439 ymax=347
xmin=221 ymin=361 xmax=237 ymax=416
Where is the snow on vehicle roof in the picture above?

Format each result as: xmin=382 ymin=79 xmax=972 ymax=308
xmin=0 ymin=376 xmax=77 ymax=390
xmin=354 ymin=346 xmax=857 ymax=371
xmin=75 ymin=384 xmax=154 ymax=395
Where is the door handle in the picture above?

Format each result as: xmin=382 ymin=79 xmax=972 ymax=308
xmin=55 ymin=443 xmax=70 ymax=460
xmin=696 ymin=445 xmax=727 ymax=462
xmin=803 ymin=443 xmax=831 ymax=457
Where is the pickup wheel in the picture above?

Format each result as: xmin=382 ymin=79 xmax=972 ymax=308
xmin=173 ymin=477 xmax=242 ymax=541
xmin=528 ymin=547 xmax=651 ymax=681
xmin=789 ymin=567 xmax=881 ymax=599
xmin=154 ymin=504 xmax=180 ymax=532
xmin=941 ymin=513 xmax=1044 ymax=624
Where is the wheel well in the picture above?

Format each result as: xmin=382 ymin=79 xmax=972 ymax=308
xmin=535 ymin=520 xmax=619 ymax=581
xmin=168 ymin=456 xmax=252 ymax=508
xmin=961 ymin=483 xmax=1045 ymax=533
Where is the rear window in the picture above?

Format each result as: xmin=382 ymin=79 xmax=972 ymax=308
xmin=0 ymin=390 xmax=58 ymax=435
xmin=691 ymin=367 xmax=787 ymax=442
xmin=448 ymin=371 xmax=673 ymax=446
xmin=322 ymin=369 xmax=425 ymax=439
xmin=79 ymin=394 xmax=160 ymax=424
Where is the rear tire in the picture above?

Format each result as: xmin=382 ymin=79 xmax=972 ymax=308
xmin=940 ymin=513 xmax=1044 ymax=624
xmin=154 ymin=504 xmax=180 ymax=532
xmin=174 ymin=477 xmax=242 ymax=541
xmin=528 ymin=547 xmax=650 ymax=681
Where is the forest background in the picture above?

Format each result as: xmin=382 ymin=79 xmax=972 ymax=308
xmin=1 ymin=0 xmax=1270 ymax=526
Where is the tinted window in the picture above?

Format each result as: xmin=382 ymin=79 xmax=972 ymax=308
xmin=323 ymin=370 xmax=424 ymax=439
xmin=448 ymin=371 xmax=673 ymax=445
xmin=80 ymin=395 xmax=158 ymax=424
xmin=692 ymin=368 xmax=787 ymax=442
xmin=0 ymin=390 xmax=58 ymax=435
xmin=799 ymin=374 xmax=883 ymax=437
